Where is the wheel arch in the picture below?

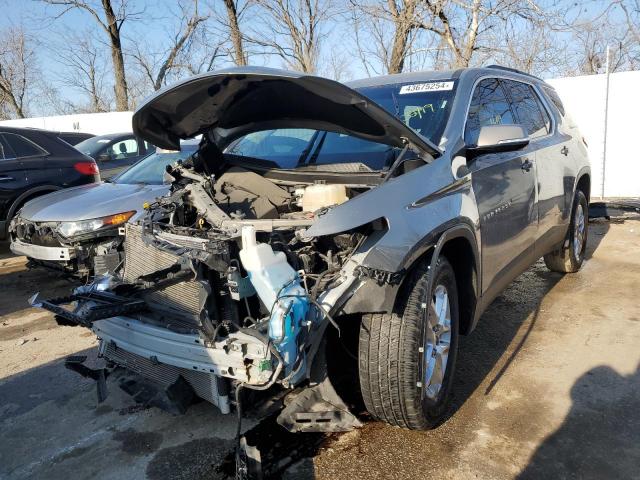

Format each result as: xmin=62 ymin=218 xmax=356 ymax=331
xmin=401 ymin=222 xmax=480 ymax=336
xmin=575 ymin=170 xmax=591 ymax=203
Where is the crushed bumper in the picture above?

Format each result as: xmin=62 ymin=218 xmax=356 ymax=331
xmin=10 ymin=238 xmax=75 ymax=261
xmin=92 ymin=316 xmax=273 ymax=385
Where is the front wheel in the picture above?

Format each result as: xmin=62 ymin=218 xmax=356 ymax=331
xmin=544 ymin=190 xmax=588 ymax=273
xmin=358 ymin=256 xmax=459 ymax=429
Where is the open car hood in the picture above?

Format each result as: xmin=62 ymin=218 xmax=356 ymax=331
xmin=132 ymin=67 xmax=440 ymax=156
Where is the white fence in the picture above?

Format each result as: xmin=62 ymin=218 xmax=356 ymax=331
xmin=0 ymin=111 xmax=133 ymax=136
xmin=548 ymin=70 xmax=640 ymax=199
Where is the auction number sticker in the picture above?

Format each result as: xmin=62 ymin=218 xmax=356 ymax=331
xmin=399 ymin=81 xmax=454 ymax=94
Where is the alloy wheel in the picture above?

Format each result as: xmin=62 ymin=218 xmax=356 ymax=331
xmin=423 ymin=284 xmax=452 ymax=400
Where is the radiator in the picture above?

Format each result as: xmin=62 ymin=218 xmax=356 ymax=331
xmin=123 ymin=224 xmax=205 ymax=323
xmin=103 ymin=341 xmax=230 ymax=413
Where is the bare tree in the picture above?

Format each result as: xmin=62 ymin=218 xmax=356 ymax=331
xmin=41 ymin=0 xmax=143 ymax=111
xmin=251 ymin=0 xmax=334 ymax=73
xmin=322 ymin=48 xmax=353 ymax=80
xmin=56 ymin=33 xmax=111 ymax=112
xmin=414 ymin=0 xmax=544 ymax=68
xmin=0 ymin=27 xmax=36 ymax=119
xmin=488 ymin=19 xmax=565 ymax=77
xmin=557 ymin=1 xmax=639 ymax=75
xmin=222 ymin=0 xmax=248 ymax=65
xmin=131 ymin=0 xmax=209 ymax=91
xmin=348 ymin=0 xmax=432 ymax=75
xmin=617 ymin=0 xmax=640 ymax=44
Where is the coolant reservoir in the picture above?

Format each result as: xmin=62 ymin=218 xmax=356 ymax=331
xmin=239 ymin=226 xmax=298 ymax=310
xmin=301 ymin=183 xmax=348 ymax=213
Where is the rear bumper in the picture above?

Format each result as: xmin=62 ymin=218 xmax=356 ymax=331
xmin=10 ymin=238 xmax=75 ymax=261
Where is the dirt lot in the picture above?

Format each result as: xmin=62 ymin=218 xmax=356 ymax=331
xmin=1 ymin=218 xmax=639 ymax=480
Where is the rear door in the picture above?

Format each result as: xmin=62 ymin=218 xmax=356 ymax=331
xmin=0 ymin=134 xmax=27 ymax=224
xmin=2 ymin=132 xmax=49 ymax=186
xmin=500 ymin=79 xmax=569 ymax=256
xmin=466 ymin=78 xmax=538 ymax=301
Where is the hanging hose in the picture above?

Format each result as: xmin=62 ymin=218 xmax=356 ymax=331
xmin=234 ymin=343 xmax=284 ymax=479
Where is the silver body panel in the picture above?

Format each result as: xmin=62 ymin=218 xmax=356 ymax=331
xmin=18 ymin=182 xmax=168 ymax=222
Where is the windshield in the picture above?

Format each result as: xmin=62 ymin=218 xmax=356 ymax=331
xmin=114 ymin=147 xmax=197 ymax=185
xmin=75 ymin=136 xmax=117 ymax=157
xmin=226 ymin=80 xmax=456 ymax=172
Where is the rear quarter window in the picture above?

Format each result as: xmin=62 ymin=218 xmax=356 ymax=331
xmin=541 ymin=85 xmax=565 ymax=117
xmin=2 ymin=133 xmax=47 ymax=158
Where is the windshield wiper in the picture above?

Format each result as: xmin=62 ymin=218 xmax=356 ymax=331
xmin=296 ymin=131 xmax=321 ymax=166
xmin=306 ymin=132 xmax=327 ymax=165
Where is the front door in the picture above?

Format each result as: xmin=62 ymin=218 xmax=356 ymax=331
xmin=465 ymin=78 xmax=538 ymax=301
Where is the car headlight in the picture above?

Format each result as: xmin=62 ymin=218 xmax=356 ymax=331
xmin=57 ymin=211 xmax=135 ymax=238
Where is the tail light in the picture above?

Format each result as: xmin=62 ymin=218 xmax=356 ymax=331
xmin=74 ymin=161 xmax=99 ymax=176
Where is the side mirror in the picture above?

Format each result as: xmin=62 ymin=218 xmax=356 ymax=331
xmin=97 ymin=153 xmax=111 ymax=162
xmin=467 ymin=125 xmax=529 ymax=158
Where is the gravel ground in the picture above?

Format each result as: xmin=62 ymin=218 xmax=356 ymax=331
xmin=0 ymin=217 xmax=639 ymax=480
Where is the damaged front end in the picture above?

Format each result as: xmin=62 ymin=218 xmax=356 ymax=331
xmin=34 ymin=154 xmax=377 ymax=431
xmin=10 ymin=210 xmax=134 ymax=277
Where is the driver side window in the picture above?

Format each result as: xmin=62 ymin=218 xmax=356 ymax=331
xmin=465 ymin=78 xmax=516 ymax=146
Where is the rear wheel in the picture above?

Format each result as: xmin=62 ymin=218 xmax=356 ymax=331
xmin=358 ymin=256 xmax=459 ymax=429
xmin=544 ymin=190 xmax=588 ymax=273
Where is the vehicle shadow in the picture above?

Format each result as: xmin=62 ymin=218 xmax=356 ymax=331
xmin=451 ymin=215 xmax=613 ymax=413
xmin=584 ymin=218 xmax=609 ymax=260
xmin=0 ymin=265 xmax=78 ymax=317
xmin=0 ymin=241 xmax=14 ymax=260
xmin=447 ymin=259 xmax=563 ymax=420
xmin=0 ymin=346 xmax=99 ymax=423
xmin=517 ymin=363 xmax=640 ymax=479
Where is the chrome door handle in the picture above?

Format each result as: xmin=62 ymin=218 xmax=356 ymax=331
xmin=0 ymin=175 xmax=15 ymax=182
xmin=521 ymin=159 xmax=533 ymax=172
xmin=561 ymin=146 xmax=569 ymax=156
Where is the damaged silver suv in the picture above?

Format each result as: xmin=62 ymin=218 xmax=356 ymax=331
xmin=34 ymin=66 xmax=590 ymax=434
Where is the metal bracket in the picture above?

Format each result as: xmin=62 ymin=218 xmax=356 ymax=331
xmin=64 ymin=355 xmax=110 ymax=403
xmin=32 ymin=291 xmax=147 ymax=328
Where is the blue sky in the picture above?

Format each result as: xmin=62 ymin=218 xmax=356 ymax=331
xmin=0 ymin=0 xmax=628 ymax=116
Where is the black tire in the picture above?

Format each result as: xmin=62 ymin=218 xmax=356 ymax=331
xmin=358 ymin=256 xmax=459 ymax=430
xmin=544 ymin=190 xmax=588 ymax=273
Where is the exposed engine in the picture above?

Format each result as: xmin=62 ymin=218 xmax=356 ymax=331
xmin=121 ymin=151 xmax=366 ymax=382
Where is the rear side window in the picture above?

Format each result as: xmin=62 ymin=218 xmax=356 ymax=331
xmin=465 ymin=78 xmax=516 ymax=145
xmin=0 ymin=136 xmax=12 ymax=160
xmin=501 ymin=80 xmax=550 ymax=138
xmin=3 ymin=133 xmax=47 ymax=158
xmin=541 ymin=85 xmax=565 ymax=116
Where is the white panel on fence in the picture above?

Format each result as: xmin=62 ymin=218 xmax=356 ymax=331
xmin=0 ymin=111 xmax=134 ymax=136
xmin=549 ymin=70 xmax=640 ymax=198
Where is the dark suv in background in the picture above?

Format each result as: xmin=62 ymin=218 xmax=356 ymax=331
xmin=0 ymin=126 xmax=100 ymax=240
xmin=74 ymin=132 xmax=152 ymax=179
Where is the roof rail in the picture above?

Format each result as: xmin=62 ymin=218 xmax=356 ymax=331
xmin=485 ymin=65 xmax=544 ymax=82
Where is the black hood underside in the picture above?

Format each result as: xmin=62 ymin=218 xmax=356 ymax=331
xmin=132 ymin=67 xmax=439 ymax=156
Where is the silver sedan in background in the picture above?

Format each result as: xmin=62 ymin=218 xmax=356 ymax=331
xmin=9 ymin=141 xmax=198 ymax=277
